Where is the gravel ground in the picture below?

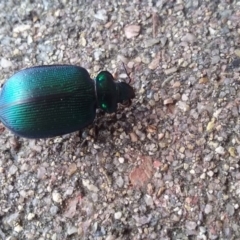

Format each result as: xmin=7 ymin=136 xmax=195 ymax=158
xmin=0 ymin=0 xmax=240 ymax=239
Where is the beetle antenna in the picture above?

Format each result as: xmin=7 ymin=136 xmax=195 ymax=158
xmin=122 ymin=62 xmax=132 ymax=84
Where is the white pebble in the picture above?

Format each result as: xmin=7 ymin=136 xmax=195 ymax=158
xmin=215 ymin=146 xmax=225 ymax=155
xmin=204 ymin=204 xmax=213 ymax=214
xmin=82 ymin=179 xmax=99 ymax=192
xmin=51 ymin=233 xmax=57 ymax=240
xmin=181 ymin=94 xmax=188 ymax=101
xmin=116 ymin=176 xmax=124 ymax=188
xmin=9 ymin=164 xmax=18 ymax=175
xmin=124 ymin=24 xmax=141 ymax=39
xmin=67 ymin=225 xmax=78 ymax=236
xmin=177 ymin=101 xmax=190 ymax=112
xmin=1 ymin=58 xmax=12 ymax=68
xmin=144 ymin=194 xmax=153 ymax=207
xmin=114 ymin=211 xmax=122 ymax=219
xmin=207 ymin=170 xmax=214 ymax=177
xmin=52 ymin=192 xmax=62 ymax=203
xmin=186 ymin=221 xmax=197 ymax=230
xmin=14 ymin=224 xmax=23 ymax=232
xmin=94 ymin=9 xmax=108 ymax=22
xmin=27 ymin=213 xmax=35 ymax=220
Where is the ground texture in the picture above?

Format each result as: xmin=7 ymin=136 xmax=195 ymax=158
xmin=0 ymin=0 xmax=240 ymax=239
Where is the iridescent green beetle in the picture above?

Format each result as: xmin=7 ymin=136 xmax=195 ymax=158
xmin=0 ymin=65 xmax=135 ymax=138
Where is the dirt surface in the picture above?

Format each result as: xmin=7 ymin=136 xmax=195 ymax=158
xmin=0 ymin=0 xmax=240 ymax=239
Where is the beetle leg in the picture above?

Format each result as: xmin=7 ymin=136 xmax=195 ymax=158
xmin=122 ymin=62 xmax=132 ymax=84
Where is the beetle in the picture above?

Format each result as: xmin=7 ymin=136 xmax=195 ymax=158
xmin=0 ymin=65 xmax=135 ymax=138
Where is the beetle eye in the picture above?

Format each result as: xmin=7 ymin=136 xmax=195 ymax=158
xmin=97 ymin=73 xmax=107 ymax=82
xmin=101 ymin=103 xmax=107 ymax=109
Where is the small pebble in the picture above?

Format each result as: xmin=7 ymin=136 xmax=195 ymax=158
xmin=207 ymin=171 xmax=214 ymax=177
xmin=50 ymin=206 xmax=59 ymax=215
xmin=8 ymin=165 xmax=18 ymax=175
xmin=116 ymin=176 xmax=124 ymax=188
xmin=211 ymin=55 xmax=220 ymax=64
xmin=1 ymin=58 xmax=12 ymax=68
xmin=144 ymin=38 xmax=160 ymax=48
xmin=68 ymin=163 xmax=77 ymax=176
xmin=14 ymin=224 xmax=23 ymax=233
xmin=199 ymin=77 xmax=209 ymax=84
xmin=106 ymin=235 xmax=115 ymax=240
xmin=207 ymin=118 xmax=215 ymax=132
xmin=51 ymin=233 xmax=57 ymax=240
xmin=27 ymin=213 xmax=35 ymax=221
xmin=144 ymin=194 xmax=153 ymax=207
xmin=177 ymin=101 xmax=190 ymax=112
xmin=228 ymin=147 xmax=236 ymax=157
xmin=204 ymin=204 xmax=213 ymax=214
xmin=215 ymin=146 xmax=225 ymax=155
xmin=148 ymin=55 xmax=160 ymax=70
xmin=127 ymin=61 xmax=135 ymax=69
xmin=186 ymin=221 xmax=197 ymax=230
xmin=226 ymin=203 xmax=235 ymax=216
xmin=52 ymin=192 xmax=62 ymax=203
xmin=234 ymin=49 xmax=240 ymax=57
xmin=94 ymin=9 xmax=108 ymax=22
xmin=13 ymin=24 xmax=30 ymax=33
xmin=164 ymin=98 xmax=174 ymax=105
xmin=172 ymin=81 xmax=181 ymax=87
xmin=181 ymin=33 xmax=196 ymax=43
xmin=67 ymin=225 xmax=78 ymax=236
xmin=181 ymin=94 xmax=188 ymax=101
xmin=114 ymin=211 xmax=122 ymax=219
xmin=129 ymin=132 xmax=138 ymax=142
xmin=173 ymin=93 xmax=181 ymax=100
xmin=164 ymin=67 xmax=178 ymax=75
xmin=82 ymin=179 xmax=99 ymax=192
xmin=124 ymin=24 xmax=141 ymax=39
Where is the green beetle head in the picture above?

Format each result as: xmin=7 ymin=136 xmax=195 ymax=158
xmin=95 ymin=71 xmax=135 ymax=113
